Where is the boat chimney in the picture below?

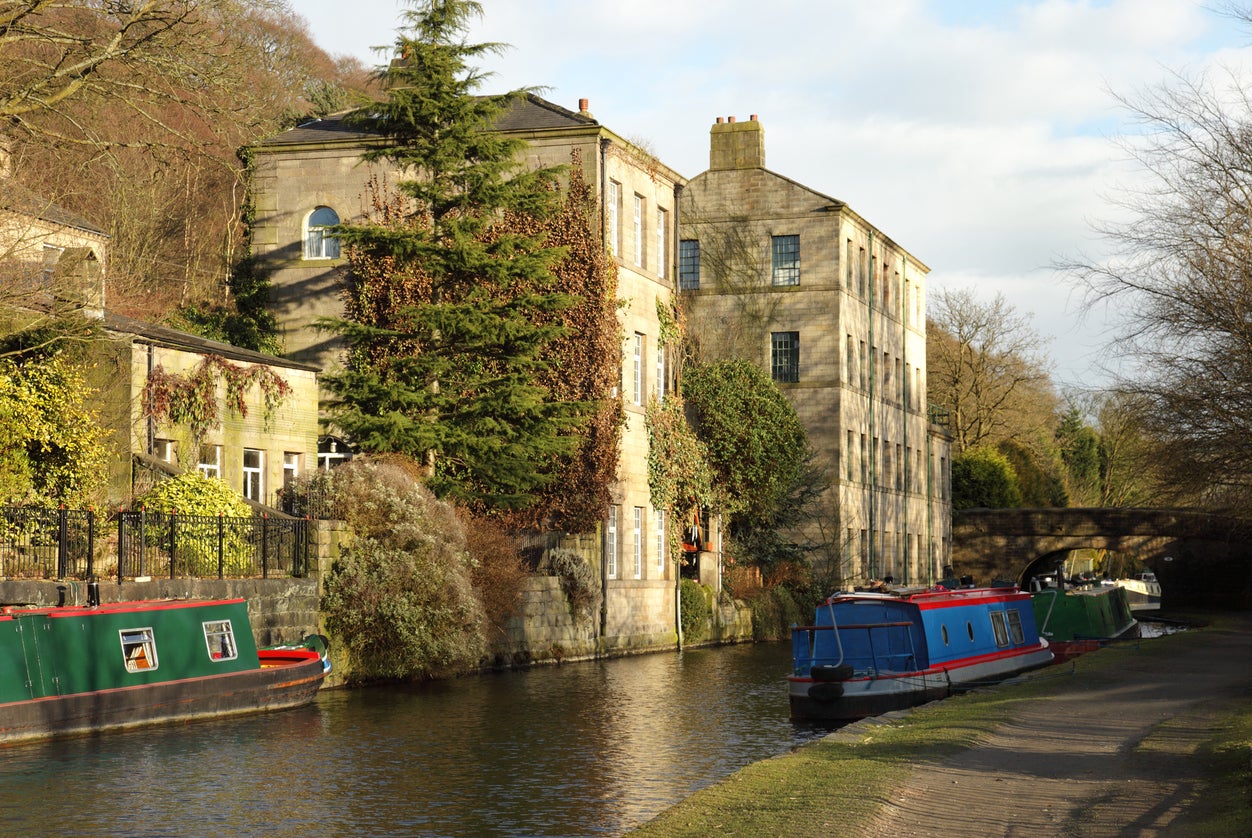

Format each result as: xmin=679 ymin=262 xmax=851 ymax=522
xmin=88 ymin=581 xmax=100 ymax=608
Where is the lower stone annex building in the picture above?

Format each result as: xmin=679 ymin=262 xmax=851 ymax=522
xmin=246 ymin=95 xmax=952 ymax=648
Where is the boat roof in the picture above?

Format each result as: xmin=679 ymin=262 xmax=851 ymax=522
xmin=0 ymin=598 xmax=247 ymax=619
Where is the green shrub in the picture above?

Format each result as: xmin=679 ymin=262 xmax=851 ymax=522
xmin=680 ymin=578 xmax=712 ymax=642
xmin=539 ymin=547 xmax=600 ymax=624
xmin=749 ymin=585 xmax=809 ymax=641
xmin=320 ymin=459 xmax=485 ymax=682
xmin=133 ymin=472 xmax=253 ymax=575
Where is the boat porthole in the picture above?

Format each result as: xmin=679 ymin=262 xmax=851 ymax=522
xmin=941 ymin=624 xmax=949 ymax=645
xmin=967 ymin=621 xmax=975 ymax=641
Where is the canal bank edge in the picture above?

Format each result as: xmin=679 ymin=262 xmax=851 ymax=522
xmin=0 ymin=517 xmax=755 ymax=687
xmin=629 ymin=610 xmax=1252 ymax=837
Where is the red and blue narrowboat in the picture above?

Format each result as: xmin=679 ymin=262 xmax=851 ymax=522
xmin=0 ymin=595 xmax=329 ymax=745
xmin=789 ymin=585 xmax=1053 ymax=722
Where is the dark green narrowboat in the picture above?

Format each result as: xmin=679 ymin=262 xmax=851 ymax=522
xmin=0 ymin=597 xmax=328 ymax=745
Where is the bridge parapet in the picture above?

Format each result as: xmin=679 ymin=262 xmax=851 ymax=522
xmin=951 ymin=507 xmax=1252 ymax=608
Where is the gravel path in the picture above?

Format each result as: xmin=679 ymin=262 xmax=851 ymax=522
xmin=849 ymin=615 xmax=1252 ymax=837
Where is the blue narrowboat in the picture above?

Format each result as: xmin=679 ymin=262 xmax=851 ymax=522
xmin=789 ymin=586 xmax=1053 ymax=722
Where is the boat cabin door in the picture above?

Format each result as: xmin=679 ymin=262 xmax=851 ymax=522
xmin=15 ymin=613 xmax=56 ymax=699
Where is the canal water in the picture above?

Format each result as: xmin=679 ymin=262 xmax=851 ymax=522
xmin=0 ymin=642 xmax=824 ymax=837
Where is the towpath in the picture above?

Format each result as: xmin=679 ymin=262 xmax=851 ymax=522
xmin=848 ymin=613 xmax=1252 ymax=836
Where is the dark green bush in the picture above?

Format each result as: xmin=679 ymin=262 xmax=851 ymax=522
xmin=680 ymin=578 xmax=712 ymax=642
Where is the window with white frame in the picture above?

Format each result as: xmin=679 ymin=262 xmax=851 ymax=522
xmin=120 ymin=627 xmax=158 ymax=673
xmin=243 ymin=448 xmax=264 ymax=502
xmin=633 ymin=506 xmax=643 ymax=579
xmin=655 ymin=509 xmax=665 ymax=575
xmin=656 ymin=208 xmax=667 ymax=278
xmin=608 ymin=181 xmax=621 ymax=254
xmin=303 ymin=206 xmax=340 ymax=260
xmin=283 ymin=451 xmax=300 ymax=492
xmin=198 ymin=444 xmax=221 ymax=479
xmin=771 ymin=234 xmax=800 ymax=286
xmin=606 ymin=506 xmax=618 ymax=578
xmin=203 ymin=620 xmax=238 ymax=661
xmin=656 ymin=342 xmax=665 ymax=401
xmin=770 ymin=331 xmax=799 ymax=383
xmin=678 ymin=240 xmax=700 ymax=290
xmin=632 ymin=332 xmax=644 ymax=405
xmin=633 ymin=195 xmax=644 ymax=267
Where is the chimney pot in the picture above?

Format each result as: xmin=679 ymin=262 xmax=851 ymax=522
xmin=750 ymin=114 xmax=758 ymax=121
xmin=728 ymin=115 xmax=737 ymax=123
xmin=578 ymin=98 xmax=589 ymax=113
xmin=716 ymin=116 xmax=724 ymax=124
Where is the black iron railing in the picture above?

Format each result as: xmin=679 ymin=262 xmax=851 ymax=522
xmin=116 ymin=511 xmax=309 ymax=581
xmin=1 ymin=506 xmax=309 ymax=581
xmin=0 ymin=506 xmax=97 ymax=579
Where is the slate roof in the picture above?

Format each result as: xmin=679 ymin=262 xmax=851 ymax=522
xmin=260 ymin=93 xmax=598 ymax=147
xmin=102 ymin=310 xmax=320 ymax=372
xmin=0 ymin=177 xmax=107 ymax=237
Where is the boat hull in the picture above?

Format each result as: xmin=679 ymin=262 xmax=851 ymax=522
xmin=0 ymin=655 xmax=325 ymax=746
xmin=788 ymin=646 xmax=1054 ymax=722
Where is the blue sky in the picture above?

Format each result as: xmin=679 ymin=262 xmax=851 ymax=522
xmin=296 ymin=0 xmax=1252 ymax=391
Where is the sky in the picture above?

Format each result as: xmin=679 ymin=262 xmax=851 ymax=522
xmin=296 ymin=0 xmax=1252 ymax=392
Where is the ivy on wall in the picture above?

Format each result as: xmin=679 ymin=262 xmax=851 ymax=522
xmin=142 ymin=353 xmax=293 ymax=441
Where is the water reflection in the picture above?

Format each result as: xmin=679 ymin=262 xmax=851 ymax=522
xmin=0 ymin=642 xmax=822 ymax=837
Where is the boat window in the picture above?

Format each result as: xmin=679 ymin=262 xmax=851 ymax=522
xmin=1006 ymin=609 xmax=1026 ymax=644
xmin=966 ymin=621 xmax=975 ymax=642
xmin=120 ymin=628 xmax=159 ymax=673
xmin=203 ymin=620 xmax=238 ymax=661
xmin=941 ymin=624 xmax=949 ymax=645
xmin=990 ymin=611 xmax=1009 ymax=647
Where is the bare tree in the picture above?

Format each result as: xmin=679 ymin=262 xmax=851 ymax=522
xmin=1065 ymin=52 xmax=1252 ymax=508
xmin=2 ymin=1 xmax=375 ymax=322
xmin=927 ymin=287 xmax=1058 ymax=455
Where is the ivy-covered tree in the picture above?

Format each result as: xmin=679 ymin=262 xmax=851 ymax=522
xmin=682 ymin=359 xmax=819 ymax=566
xmin=321 ymin=0 xmax=585 ymax=513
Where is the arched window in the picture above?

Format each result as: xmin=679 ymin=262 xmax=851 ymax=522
xmin=303 ymin=206 xmax=340 ymax=260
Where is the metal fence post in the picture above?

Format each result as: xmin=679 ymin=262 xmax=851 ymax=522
xmin=56 ymin=506 xmax=68 ymax=579
xmin=168 ymin=512 xmax=177 ymax=579
xmin=86 ymin=509 xmax=95 ymax=580
xmin=217 ymin=514 xmax=225 ymax=580
xmin=117 ymin=511 xmax=125 ymax=583
xmin=261 ymin=514 xmax=269 ymax=579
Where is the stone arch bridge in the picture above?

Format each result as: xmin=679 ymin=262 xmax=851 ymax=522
xmin=951 ymin=507 xmax=1252 ymax=608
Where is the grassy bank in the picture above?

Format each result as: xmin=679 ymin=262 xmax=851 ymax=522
xmin=629 ymin=615 xmax=1252 ymax=837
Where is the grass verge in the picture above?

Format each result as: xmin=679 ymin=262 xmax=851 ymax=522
xmin=629 ymin=614 xmax=1251 ymax=837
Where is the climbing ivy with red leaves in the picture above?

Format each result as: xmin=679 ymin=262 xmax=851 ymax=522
xmin=143 ymin=354 xmax=293 ymax=441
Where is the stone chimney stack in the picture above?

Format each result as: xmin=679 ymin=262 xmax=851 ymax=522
xmin=709 ymin=113 xmax=764 ymax=171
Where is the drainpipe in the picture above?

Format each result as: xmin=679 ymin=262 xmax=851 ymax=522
xmin=144 ymin=340 xmax=155 ymax=457
xmin=599 ymin=135 xmax=612 ymax=650
xmin=901 ymin=257 xmax=909 ymax=585
xmin=673 ymin=180 xmax=684 ymax=651
xmin=867 ymin=231 xmax=876 ymax=581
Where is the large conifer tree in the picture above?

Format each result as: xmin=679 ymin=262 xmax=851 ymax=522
xmin=322 ymin=0 xmax=582 ymax=511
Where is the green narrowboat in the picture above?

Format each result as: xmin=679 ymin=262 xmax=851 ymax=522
xmin=0 ymin=596 xmax=328 ymax=745
xmin=1030 ymin=580 xmax=1137 ymax=663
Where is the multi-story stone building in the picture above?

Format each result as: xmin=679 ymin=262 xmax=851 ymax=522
xmin=679 ymin=115 xmax=952 ymax=586
xmin=247 ymin=95 xmax=688 ymax=651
